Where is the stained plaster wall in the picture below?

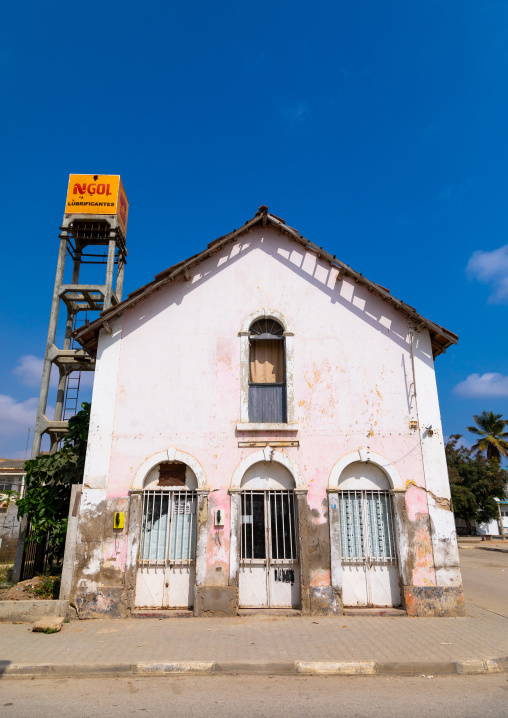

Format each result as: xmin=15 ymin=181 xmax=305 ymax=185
xmin=70 ymin=227 xmax=464 ymax=617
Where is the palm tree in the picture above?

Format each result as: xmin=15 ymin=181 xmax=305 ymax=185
xmin=467 ymin=411 xmax=508 ymax=461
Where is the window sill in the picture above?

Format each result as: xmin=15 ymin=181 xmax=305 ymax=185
xmin=236 ymin=423 xmax=299 ymax=432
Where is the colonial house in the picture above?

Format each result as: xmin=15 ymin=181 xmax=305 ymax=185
xmin=63 ymin=206 xmax=465 ymax=618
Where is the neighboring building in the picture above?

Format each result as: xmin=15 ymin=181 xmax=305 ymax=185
xmin=65 ymin=206 xmax=465 ymax=618
xmin=0 ymin=459 xmax=25 ymax=563
xmin=456 ymin=495 xmax=508 ymax=536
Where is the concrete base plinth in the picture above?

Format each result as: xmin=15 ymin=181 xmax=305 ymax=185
xmin=0 ymin=600 xmax=70 ymax=623
xmin=194 ymin=585 xmax=238 ymax=616
xmin=403 ymin=585 xmax=466 ymax=617
xmin=308 ymin=586 xmax=339 ymax=615
xmin=75 ymin=586 xmax=127 ymax=619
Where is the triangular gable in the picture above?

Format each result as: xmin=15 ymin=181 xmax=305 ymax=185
xmin=74 ymin=205 xmax=458 ymax=358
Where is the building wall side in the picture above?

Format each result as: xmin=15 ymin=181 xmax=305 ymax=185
xmin=71 ymin=318 xmax=130 ymax=618
xmin=405 ymin=328 xmax=465 ymax=615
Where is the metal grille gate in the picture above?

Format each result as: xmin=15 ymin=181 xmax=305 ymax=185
xmin=338 ymin=490 xmax=401 ymax=607
xmin=135 ymin=490 xmax=197 ymax=609
xmin=239 ymin=490 xmax=300 ymax=608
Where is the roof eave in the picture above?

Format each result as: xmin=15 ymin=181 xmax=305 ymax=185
xmin=72 ymin=207 xmax=458 ymax=358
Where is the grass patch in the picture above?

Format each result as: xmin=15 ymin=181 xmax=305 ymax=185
xmin=0 ymin=564 xmax=14 ymax=584
xmin=32 ymin=576 xmax=61 ymax=600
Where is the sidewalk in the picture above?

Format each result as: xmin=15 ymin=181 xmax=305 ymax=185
xmin=0 ymin=603 xmax=507 ymax=678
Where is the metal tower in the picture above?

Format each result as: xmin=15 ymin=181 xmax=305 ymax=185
xmin=31 ymin=175 xmax=128 ymax=457
xmin=13 ymin=174 xmax=128 ymax=582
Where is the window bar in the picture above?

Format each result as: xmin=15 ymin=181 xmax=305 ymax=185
xmin=348 ymin=492 xmax=354 ymax=558
xmin=265 ymin=491 xmax=270 ymax=564
xmin=362 ymin=491 xmax=370 ymax=565
xmin=284 ymin=491 xmax=288 ymax=560
xmin=189 ymin=490 xmax=194 ymax=563
xmin=375 ymin=492 xmax=381 ymax=558
xmin=288 ymin=493 xmax=294 ymax=560
xmin=365 ymin=491 xmax=372 ymax=559
xmin=282 ymin=491 xmax=288 ymax=560
xmin=376 ymin=493 xmax=383 ymax=560
xmin=167 ymin=491 xmax=175 ymax=566
xmin=156 ymin=492 xmax=163 ymax=564
xmin=386 ymin=494 xmax=394 ymax=561
xmin=241 ymin=493 xmax=245 ymax=561
xmin=381 ymin=493 xmax=388 ymax=560
xmin=349 ymin=491 xmax=355 ymax=559
xmin=356 ymin=491 xmax=364 ymax=559
xmin=180 ymin=491 xmax=184 ymax=560
xmin=280 ymin=492 xmax=286 ymax=560
xmin=187 ymin=491 xmax=193 ymax=563
xmin=250 ymin=491 xmax=254 ymax=561
xmin=274 ymin=491 xmax=279 ymax=560
xmin=140 ymin=491 xmax=147 ymax=563
xmin=361 ymin=490 xmax=367 ymax=559
xmin=374 ymin=492 xmax=380 ymax=559
xmin=176 ymin=490 xmax=181 ymax=565
xmin=378 ymin=493 xmax=386 ymax=559
xmin=148 ymin=491 xmax=155 ymax=568
xmin=339 ymin=493 xmax=344 ymax=559
xmin=245 ymin=491 xmax=249 ymax=561
xmin=175 ymin=490 xmax=181 ymax=563
xmin=178 ymin=490 xmax=185 ymax=563
xmin=164 ymin=491 xmax=171 ymax=568
xmin=348 ymin=493 xmax=353 ymax=559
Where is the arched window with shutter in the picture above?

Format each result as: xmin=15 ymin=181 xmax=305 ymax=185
xmin=248 ymin=318 xmax=286 ymax=423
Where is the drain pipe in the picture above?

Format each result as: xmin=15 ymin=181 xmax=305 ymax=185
xmin=409 ymin=331 xmax=417 ymax=409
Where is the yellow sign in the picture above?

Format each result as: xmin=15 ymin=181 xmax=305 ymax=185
xmin=65 ymin=174 xmax=129 ymax=235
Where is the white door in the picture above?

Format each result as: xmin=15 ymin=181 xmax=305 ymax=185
xmin=239 ymin=490 xmax=300 ymax=608
xmin=135 ymin=490 xmax=197 ymax=609
xmin=338 ymin=490 xmax=401 ymax=607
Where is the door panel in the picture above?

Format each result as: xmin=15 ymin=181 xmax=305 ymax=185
xmin=368 ymin=564 xmax=401 ymax=606
xmin=239 ymin=490 xmax=300 ymax=608
xmin=166 ymin=566 xmax=196 ymax=608
xmin=338 ymin=491 xmax=400 ymax=608
xmin=135 ymin=490 xmax=197 ymax=609
xmin=268 ymin=565 xmax=300 ymax=607
xmin=239 ymin=565 xmax=269 ymax=607
xmin=135 ymin=567 xmax=165 ymax=608
xmin=341 ymin=564 xmax=369 ymax=607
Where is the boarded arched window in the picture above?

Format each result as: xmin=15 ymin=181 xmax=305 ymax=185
xmin=249 ymin=319 xmax=286 ymax=422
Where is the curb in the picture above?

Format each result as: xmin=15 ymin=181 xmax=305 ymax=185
xmin=0 ymin=657 xmax=506 ymax=678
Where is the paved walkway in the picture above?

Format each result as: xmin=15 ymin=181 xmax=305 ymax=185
xmin=0 ymin=603 xmax=507 ymax=677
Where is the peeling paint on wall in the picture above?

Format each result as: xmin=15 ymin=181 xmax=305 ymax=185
xmin=69 ymin=227 xmax=463 ymax=618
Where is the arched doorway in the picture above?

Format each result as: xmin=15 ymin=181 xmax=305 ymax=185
xmin=238 ymin=461 xmax=300 ymax=608
xmin=135 ymin=461 xmax=198 ymax=609
xmin=337 ymin=461 xmax=401 ymax=607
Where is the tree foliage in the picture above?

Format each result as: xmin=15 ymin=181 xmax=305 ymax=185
xmin=467 ymin=411 xmax=508 ymax=461
xmin=17 ymin=402 xmax=90 ymax=554
xmin=446 ymin=434 xmax=508 ymax=534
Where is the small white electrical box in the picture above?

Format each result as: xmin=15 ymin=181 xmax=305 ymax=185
xmin=214 ymin=508 xmax=225 ymax=526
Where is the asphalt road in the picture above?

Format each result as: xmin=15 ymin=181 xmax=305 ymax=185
xmin=1 ymin=675 xmax=508 ymax=718
xmin=459 ymin=548 xmax=508 ymax=617
xmin=0 ymin=546 xmax=506 ymax=718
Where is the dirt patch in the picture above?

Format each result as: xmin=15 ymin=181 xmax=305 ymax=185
xmin=0 ymin=576 xmax=61 ymax=601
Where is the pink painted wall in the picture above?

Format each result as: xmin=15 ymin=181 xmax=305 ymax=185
xmin=98 ymin=227 xmax=445 ymax=586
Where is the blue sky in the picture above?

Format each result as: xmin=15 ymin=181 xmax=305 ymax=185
xmin=1 ymin=1 xmax=508 ymax=457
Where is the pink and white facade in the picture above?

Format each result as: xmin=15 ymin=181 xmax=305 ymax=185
xmin=66 ymin=207 xmax=465 ymax=618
